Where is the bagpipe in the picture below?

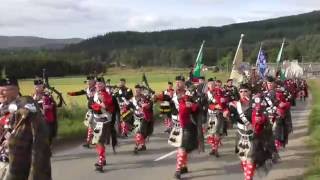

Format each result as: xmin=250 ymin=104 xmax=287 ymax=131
xmin=185 ymin=80 xmax=206 ymax=105
xmin=141 ymin=73 xmax=155 ymax=96
xmin=251 ymin=94 xmax=267 ymax=135
xmin=107 ymin=85 xmax=123 ymax=96
xmin=0 ymin=107 xmax=30 ymax=162
xmin=42 ymin=69 xmax=66 ymax=107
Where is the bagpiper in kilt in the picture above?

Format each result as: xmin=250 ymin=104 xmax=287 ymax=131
xmin=214 ymin=80 xmax=229 ymax=136
xmin=206 ymin=80 xmax=229 ymax=157
xmin=284 ymin=79 xmax=297 ymax=106
xmin=274 ymin=80 xmax=293 ymax=150
xmin=264 ymin=77 xmax=292 ymax=151
xmin=90 ymin=76 xmax=115 ymax=172
xmin=115 ymin=78 xmax=134 ymax=137
xmin=32 ymin=78 xmax=57 ymax=146
xmin=67 ymin=75 xmax=96 ymax=148
xmin=131 ymin=84 xmax=154 ymax=154
xmin=160 ymin=75 xmax=199 ymax=179
xmin=230 ymin=83 xmax=275 ymax=180
xmin=0 ymin=76 xmax=52 ymax=180
xmin=297 ymin=78 xmax=308 ymax=101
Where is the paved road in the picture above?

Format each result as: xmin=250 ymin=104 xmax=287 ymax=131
xmin=52 ymin=98 xmax=311 ymax=180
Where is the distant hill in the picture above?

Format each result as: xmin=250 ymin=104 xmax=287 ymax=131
xmin=64 ymin=10 xmax=320 ymax=66
xmin=0 ymin=36 xmax=83 ymax=49
xmin=66 ymin=10 xmax=320 ymax=50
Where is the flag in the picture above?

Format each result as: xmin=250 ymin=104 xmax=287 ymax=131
xmin=276 ymin=38 xmax=286 ymax=78
xmin=276 ymin=38 xmax=285 ymax=65
xmin=229 ymin=34 xmax=245 ymax=86
xmin=280 ymin=69 xmax=286 ymax=81
xmin=142 ymin=73 xmax=150 ymax=88
xmin=192 ymin=41 xmax=205 ymax=78
xmin=1 ymin=67 xmax=6 ymax=79
xmin=256 ymin=44 xmax=267 ymax=79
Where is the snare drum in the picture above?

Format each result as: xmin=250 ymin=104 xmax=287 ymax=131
xmin=133 ymin=116 xmax=143 ymax=133
xmin=83 ymin=110 xmax=93 ymax=127
xmin=168 ymin=115 xmax=182 ymax=147
xmin=121 ymin=109 xmax=133 ymax=122
xmin=159 ymin=101 xmax=171 ymax=114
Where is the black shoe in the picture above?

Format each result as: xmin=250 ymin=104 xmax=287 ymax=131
xmin=180 ymin=167 xmax=188 ymax=174
xmin=120 ymin=134 xmax=128 ymax=138
xmin=174 ymin=171 xmax=181 ymax=179
xmin=112 ymin=146 xmax=117 ymax=154
xmin=272 ymin=152 xmax=280 ymax=163
xmin=95 ymin=160 xmax=106 ymax=167
xmin=133 ymin=147 xmax=138 ymax=154
xmin=215 ymin=151 xmax=220 ymax=158
xmin=95 ymin=165 xmax=104 ymax=172
xmin=138 ymin=145 xmax=147 ymax=151
xmin=82 ymin=143 xmax=90 ymax=148
xmin=101 ymin=160 xmax=106 ymax=166
xmin=209 ymin=150 xmax=216 ymax=156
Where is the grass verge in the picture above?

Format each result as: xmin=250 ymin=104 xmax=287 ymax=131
xmin=305 ymin=79 xmax=320 ymax=179
xmin=56 ymin=103 xmax=87 ymax=141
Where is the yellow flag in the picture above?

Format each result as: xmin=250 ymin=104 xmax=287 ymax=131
xmin=230 ymin=34 xmax=245 ymax=86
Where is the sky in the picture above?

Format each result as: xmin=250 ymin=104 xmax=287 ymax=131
xmin=0 ymin=0 xmax=320 ymax=39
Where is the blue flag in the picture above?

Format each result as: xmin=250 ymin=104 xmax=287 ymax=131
xmin=256 ymin=49 xmax=267 ymax=78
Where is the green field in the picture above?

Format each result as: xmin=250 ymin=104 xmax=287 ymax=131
xmin=19 ymin=68 xmax=228 ymax=141
xmin=19 ymin=68 xmax=228 ymax=106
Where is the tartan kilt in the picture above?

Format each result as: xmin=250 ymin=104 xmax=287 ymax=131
xmin=46 ymin=121 xmax=57 ymax=139
xmin=252 ymin=124 xmax=274 ymax=167
xmin=136 ymin=119 xmax=154 ymax=138
xmin=92 ymin=117 xmax=112 ymax=145
xmin=181 ymin=123 xmax=198 ymax=153
xmin=273 ymin=118 xmax=286 ymax=143
xmin=207 ymin=110 xmax=224 ymax=136
xmin=236 ymin=128 xmax=254 ymax=162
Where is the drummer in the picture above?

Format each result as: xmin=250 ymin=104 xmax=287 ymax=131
xmin=160 ymin=81 xmax=175 ymax=133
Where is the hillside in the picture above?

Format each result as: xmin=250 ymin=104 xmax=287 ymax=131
xmin=62 ymin=10 xmax=320 ymax=67
xmin=0 ymin=36 xmax=83 ymax=49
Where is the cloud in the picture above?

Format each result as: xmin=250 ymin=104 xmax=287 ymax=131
xmin=29 ymin=0 xmax=84 ymax=10
xmin=0 ymin=1 xmax=132 ymax=29
xmin=0 ymin=0 xmax=319 ymax=38
xmin=283 ymin=0 xmax=320 ymax=7
xmin=0 ymin=0 xmax=236 ymax=38
xmin=126 ymin=15 xmax=236 ymax=31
